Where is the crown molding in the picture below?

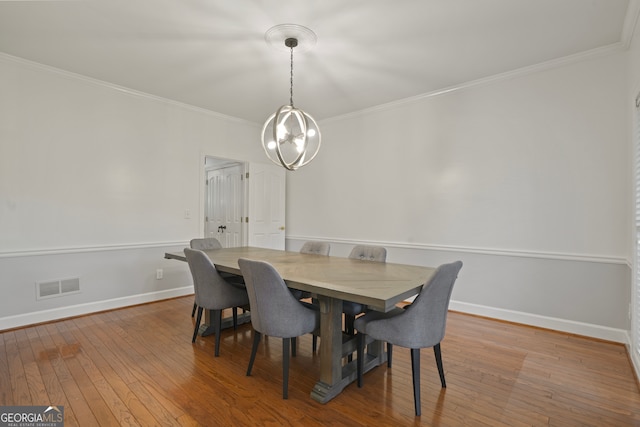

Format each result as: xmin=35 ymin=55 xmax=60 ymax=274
xmin=0 ymin=52 xmax=255 ymax=125
xmin=322 ymin=42 xmax=626 ymax=124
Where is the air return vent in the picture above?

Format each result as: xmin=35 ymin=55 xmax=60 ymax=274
xmin=36 ymin=277 xmax=80 ymax=300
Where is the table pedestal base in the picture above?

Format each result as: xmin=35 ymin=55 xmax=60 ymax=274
xmin=311 ymin=332 xmax=387 ymax=403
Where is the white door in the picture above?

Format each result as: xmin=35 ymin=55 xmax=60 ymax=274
xmin=205 ymin=164 xmax=243 ymax=247
xmin=246 ymin=162 xmax=286 ymax=249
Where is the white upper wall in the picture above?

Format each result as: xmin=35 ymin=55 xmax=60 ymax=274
xmin=0 ymin=56 xmax=262 ymax=253
xmin=288 ymin=50 xmax=629 ymax=259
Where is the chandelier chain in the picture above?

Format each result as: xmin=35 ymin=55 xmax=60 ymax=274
xmin=289 ymin=45 xmax=294 ymax=107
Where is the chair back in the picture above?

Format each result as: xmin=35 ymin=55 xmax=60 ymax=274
xmin=238 ymin=258 xmax=318 ymax=338
xmin=190 ymin=238 xmax=223 ymax=250
xmin=300 ymin=241 xmax=330 ymax=256
xmin=349 ymin=245 xmax=387 ymax=262
xmin=184 ymin=248 xmax=247 ymax=310
xmin=366 ymin=261 xmax=462 ymax=349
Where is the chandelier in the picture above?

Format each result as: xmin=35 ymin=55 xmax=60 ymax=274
xmin=261 ymin=25 xmax=321 ymax=171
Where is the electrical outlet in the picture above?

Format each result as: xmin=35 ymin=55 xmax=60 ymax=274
xmin=156 ymin=269 xmax=163 ymax=280
xmin=184 ymin=209 xmax=191 ymax=219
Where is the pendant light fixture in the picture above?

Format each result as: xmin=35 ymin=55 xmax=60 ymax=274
xmin=261 ymin=24 xmax=321 ymax=171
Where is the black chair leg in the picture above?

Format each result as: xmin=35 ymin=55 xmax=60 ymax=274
xmin=345 ymin=314 xmax=355 ymax=335
xmin=232 ymin=307 xmax=238 ymax=330
xmin=346 ymin=314 xmax=357 ymax=362
xmin=357 ymin=332 xmax=365 ymax=388
xmin=411 ymin=348 xmax=421 ymax=416
xmin=191 ymin=301 xmax=197 ymax=317
xmin=213 ymin=309 xmax=222 ymax=357
xmin=247 ymin=331 xmax=261 ymax=376
xmin=291 ymin=337 xmax=296 ymax=357
xmin=387 ymin=343 xmax=393 ymax=368
xmin=434 ymin=343 xmax=446 ymax=388
xmin=283 ymin=338 xmax=290 ymax=399
xmin=312 ymin=335 xmax=318 ymax=353
xmin=192 ymin=307 xmax=203 ymax=343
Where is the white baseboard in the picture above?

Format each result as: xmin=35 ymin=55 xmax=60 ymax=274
xmin=450 ymin=300 xmax=629 ymax=344
xmin=0 ymin=286 xmax=194 ymax=331
xmin=631 ymin=345 xmax=640 ymax=382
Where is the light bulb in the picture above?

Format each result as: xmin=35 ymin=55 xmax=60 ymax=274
xmin=276 ymin=124 xmax=287 ymax=139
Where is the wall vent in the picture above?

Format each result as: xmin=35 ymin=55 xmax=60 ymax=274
xmin=36 ymin=277 xmax=80 ymax=300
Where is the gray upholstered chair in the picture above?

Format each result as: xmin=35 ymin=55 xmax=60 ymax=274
xmin=184 ymin=248 xmax=250 ymax=357
xmin=238 ymin=258 xmax=320 ymax=399
xmin=292 ymin=241 xmax=330 ymax=301
xmin=190 ymin=237 xmax=223 ymax=251
xmin=355 ymin=260 xmax=463 ymax=416
xmin=189 ymin=238 xmax=223 ymax=316
xmin=300 ymin=241 xmax=330 ymax=256
xmin=298 ymin=241 xmax=330 ymax=352
xmin=189 ymin=237 xmax=244 ymax=317
xmin=343 ymin=245 xmax=387 ymax=335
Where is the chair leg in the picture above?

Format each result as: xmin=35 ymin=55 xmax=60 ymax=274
xmin=357 ymin=332 xmax=365 ymax=388
xmin=387 ymin=343 xmax=393 ymax=368
xmin=283 ymin=338 xmax=290 ymax=399
xmin=345 ymin=314 xmax=355 ymax=335
xmin=312 ymin=335 xmax=318 ymax=353
xmin=191 ymin=301 xmax=197 ymax=317
xmin=192 ymin=307 xmax=203 ymax=343
xmin=346 ymin=314 xmax=357 ymax=362
xmin=434 ymin=343 xmax=446 ymax=388
xmin=213 ymin=309 xmax=222 ymax=357
xmin=246 ymin=331 xmax=261 ymax=376
xmin=232 ymin=307 xmax=238 ymax=330
xmin=411 ymin=348 xmax=421 ymax=416
xmin=291 ymin=336 xmax=296 ymax=357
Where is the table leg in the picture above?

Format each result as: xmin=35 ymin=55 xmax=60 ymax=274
xmin=311 ymin=295 xmax=346 ymax=403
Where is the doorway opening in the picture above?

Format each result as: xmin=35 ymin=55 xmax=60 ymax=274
xmin=204 ymin=157 xmax=245 ymax=248
xmin=203 ymin=156 xmax=287 ymax=250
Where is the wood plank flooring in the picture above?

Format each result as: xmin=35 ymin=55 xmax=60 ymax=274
xmin=1 ymin=296 xmax=639 ymax=426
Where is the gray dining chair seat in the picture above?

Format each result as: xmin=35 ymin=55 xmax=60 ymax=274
xmin=184 ymin=248 xmax=250 ymax=357
xmin=238 ymin=258 xmax=320 ymax=399
xmin=355 ymin=260 xmax=463 ymax=416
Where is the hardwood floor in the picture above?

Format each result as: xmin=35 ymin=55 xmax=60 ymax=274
xmin=2 ymin=296 xmax=639 ymax=426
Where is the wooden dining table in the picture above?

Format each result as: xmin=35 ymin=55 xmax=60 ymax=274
xmin=166 ymin=246 xmax=435 ymax=404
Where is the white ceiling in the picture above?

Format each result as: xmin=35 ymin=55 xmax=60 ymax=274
xmin=0 ymin=0 xmax=635 ymax=124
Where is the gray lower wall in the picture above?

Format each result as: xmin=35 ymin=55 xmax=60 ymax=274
xmin=287 ymin=236 xmax=630 ymax=343
xmin=0 ymin=244 xmax=193 ymax=330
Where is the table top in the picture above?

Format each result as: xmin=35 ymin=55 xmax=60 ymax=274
xmin=167 ymin=246 xmax=435 ymax=312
